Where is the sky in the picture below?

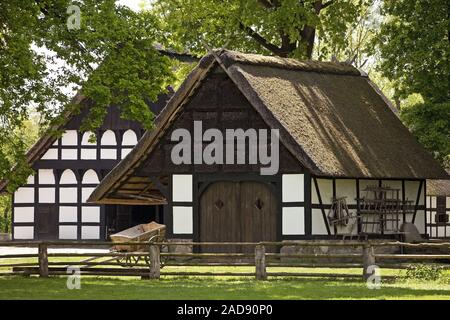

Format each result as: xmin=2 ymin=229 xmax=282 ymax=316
xmin=116 ymin=0 xmax=152 ymax=11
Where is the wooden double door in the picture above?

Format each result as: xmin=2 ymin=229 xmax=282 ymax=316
xmin=200 ymin=181 xmax=277 ymax=252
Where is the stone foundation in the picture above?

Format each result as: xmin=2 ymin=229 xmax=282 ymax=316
xmin=280 ymin=240 xmax=400 ymax=264
xmin=166 ymin=239 xmax=193 ymax=261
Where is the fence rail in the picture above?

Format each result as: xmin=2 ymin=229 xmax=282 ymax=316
xmin=0 ymin=241 xmax=450 ymax=280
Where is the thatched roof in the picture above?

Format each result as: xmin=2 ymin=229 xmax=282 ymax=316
xmin=428 ymin=170 xmax=450 ymax=196
xmin=88 ymin=50 xmax=448 ymax=205
xmin=427 ymin=179 xmax=450 ymax=196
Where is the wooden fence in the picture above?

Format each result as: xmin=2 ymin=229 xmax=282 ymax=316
xmin=0 ymin=241 xmax=450 ymax=281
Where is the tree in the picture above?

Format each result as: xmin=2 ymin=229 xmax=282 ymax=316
xmin=0 ymin=0 xmax=175 ymax=189
xmin=155 ymin=0 xmax=372 ymax=59
xmin=375 ymin=0 xmax=450 ymax=165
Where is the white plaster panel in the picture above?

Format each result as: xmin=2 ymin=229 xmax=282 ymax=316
xmin=61 ymin=149 xmax=78 ymax=160
xmin=81 ymin=132 xmax=96 ymax=145
xmin=59 ymin=206 xmax=78 ymax=223
xmin=59 ymin=226 xmax=78 ymax=239
xmin=81 ymin=149 xmax=97 ymax=160
xmin=61 ymin=130 xmax=78 ymax=146
xmin=82 ymin=226 xmax=100 ymax=239
xmin=60 ymin=169 xmax=77 ymax=184
xmin=39 ymin=188 xmax=55 ymax=203
xmin=59 ymin=187 xmax=78 ymax=203
xmin=173 ymin=206 xmax=193 ymax=234
xmin=14 ymin=187 xmax=34 ymax=204
xmin=282 ymin=174 xmax=304 ymax=202
xmin=121 ymin=148 xmax=132 ymax=159
xmin=311 ymin=208 xmax=328 ymax=235
xmin=82 ymin=206 xmax=100 ymax=223
xmin=26 ymin=175 xmax=35 ymax=185
xmin=312 ymin=179 xmax=333 ymax=204
xmin=82 ymin=187 xmax=95 ymax=203
xmin=172 ymin=175 xmax=193 ymax=202
xmin=82 ymin=170 xmax=99 ymax=184
xmin=122 ymin=130 xmax=138 ymax=146
xmin=101 ymin=149 xmax=117 ymax=159
xmin=13 ymin=207 xmax=34 ymax=223
xmin=405 ymin=181 xmax=421 ymax=203
xmin=335 ymin=179 xmax=357 ymax=204
xmin=38 ymin=169 xmax=55 ymax=184
xmin=41 ymin=148 xmax=58 ymax=160
xmin=282 ymin=207 xmax=305 ymax=235
xmin=414 ymin=210 xmax=426 ymax=234
xmin=14 ymin=226 xmax=34 ymax=239
xmin=101 ymin=130 xmax=117 ymax=145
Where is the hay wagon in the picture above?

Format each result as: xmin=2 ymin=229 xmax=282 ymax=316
xmin=110 ymin=221 xmax=166 ymax=267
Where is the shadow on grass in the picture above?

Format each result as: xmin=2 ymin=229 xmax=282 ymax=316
xmin=0 ymin=276 xmax=448 ymax=300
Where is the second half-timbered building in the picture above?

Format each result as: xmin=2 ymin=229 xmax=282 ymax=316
xmin=0 ymin=93 xmax=171 ymax=240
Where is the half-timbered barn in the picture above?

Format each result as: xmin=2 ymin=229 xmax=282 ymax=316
xmin=0 ymin=92 xmax=172 ymax=240
xmin=426 ymin=175 xmax=450 ymax=238
xmin=89 ymin=50 xmax=449 ymax=245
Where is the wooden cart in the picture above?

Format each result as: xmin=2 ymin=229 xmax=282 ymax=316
xmin=110 ymin=221 xmax=166 ymax=267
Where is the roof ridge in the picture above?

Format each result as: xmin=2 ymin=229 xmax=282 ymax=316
xmin=217 ymin=50 xmax=362 ymax=76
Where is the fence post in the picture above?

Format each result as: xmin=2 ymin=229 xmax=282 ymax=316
xmin=148 ymin=244 xmax=160 ymax=280
xmin=255 ymin=244 xmax=267 ymax=280
xmin=362 ymin=244 xmax=375 ymax=281
xmin=38 ymin=243 xmax=49 ymax=278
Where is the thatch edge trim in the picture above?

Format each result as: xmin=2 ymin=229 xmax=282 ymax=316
xmin=219 ymin=50 xmax=361 ymax=76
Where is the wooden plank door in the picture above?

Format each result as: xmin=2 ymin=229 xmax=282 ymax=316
xmin=200 ymin=181 xmax=241 ymax=252
xmin=200 ymin=180 xmax=277 ymax=252
xmin=35 ymin=205 xmax=58 ymax=240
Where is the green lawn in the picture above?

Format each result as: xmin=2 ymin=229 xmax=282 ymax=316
xmin=0 ymin=266 xmax=449 ymax=300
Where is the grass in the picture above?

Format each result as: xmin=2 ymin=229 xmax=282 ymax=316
xmin=0 ymin=265 xmax=449 ymax=300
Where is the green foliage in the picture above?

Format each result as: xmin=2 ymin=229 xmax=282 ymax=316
xmin=400 ymin=101 xmax=450 ymax=165
xmin=375 ymin=0 xmax=449 ymax=166
xmin=376 ymin=0 xmax=449 ymax=103
xmin=405 ymin=264 xmax=444 ymax=282
xmin=155 ymin=0 xmax=372 ymax=59
xmin=0 ymin=195 xmax=11 ymax=233
xmin=0 ymin=1 xmax=174 ymax=190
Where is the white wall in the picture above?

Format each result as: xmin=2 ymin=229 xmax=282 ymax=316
xmin=122 ymin=130 xmax=137 ymax=146
xmin=14 ymin=226 xmax=34 ymax=239
xmin=81 ymin=226 xmax=100 ymax=239
xmin=59 ymin=226 xmax=77 ymax=239
xmin=172 ymin=206 xmax=193 ymax=234
xmin=14 ymin=207 xmax=34 ymax=223
xmin=59 ymin=206 xmax=77 ymax=223
xmin=60 ymin=169 xmax=77 ymax=184
xmin=14 ymin=187 xmax=34 ymax=204
xmin=172 ymin=175 xmax=193 ymax=202
xmin=282 ymin=207 xmax=304 ymax=235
